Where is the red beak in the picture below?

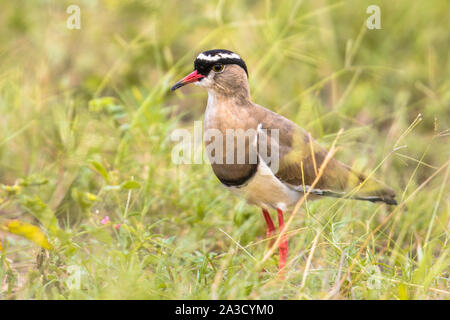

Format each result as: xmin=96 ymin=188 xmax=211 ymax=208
xmin=170 ymin=70 xmax=205 ymax=91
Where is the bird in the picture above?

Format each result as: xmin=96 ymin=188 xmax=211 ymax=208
xmin=171 ymin=49 xmax=396 ymax=275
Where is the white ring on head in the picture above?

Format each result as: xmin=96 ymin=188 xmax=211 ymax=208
xmin=197 ymin=52 xmax=241 ymax=62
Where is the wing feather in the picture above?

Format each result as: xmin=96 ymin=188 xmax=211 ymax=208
xmin=253 ymin=104 xmax=396 ymax=205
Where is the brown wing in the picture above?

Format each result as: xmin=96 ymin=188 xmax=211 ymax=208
xmin=252 ymin=103 xmax=397 ymax=205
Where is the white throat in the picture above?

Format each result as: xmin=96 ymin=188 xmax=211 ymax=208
xmin=204 ymin=91 xmax=219 ymax=129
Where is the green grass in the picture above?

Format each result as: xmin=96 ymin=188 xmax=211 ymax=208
xmin=0 ymin=0 xmax=449 ymax=299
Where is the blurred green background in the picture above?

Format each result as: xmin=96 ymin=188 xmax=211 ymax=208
xmin=0 ymin=0 xmax=448 ymax=299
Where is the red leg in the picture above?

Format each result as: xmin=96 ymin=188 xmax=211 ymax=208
xmin=262 ymin=208 xmax=276 ymax=239
xmin=259 ymin=208 xmax=276 ymax=277
xmin=277 ymin=208 xmax=289 ymax=276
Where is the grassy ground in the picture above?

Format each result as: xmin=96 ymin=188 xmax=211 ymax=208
xmin=0 ymin=0 xmax=448 ymax=299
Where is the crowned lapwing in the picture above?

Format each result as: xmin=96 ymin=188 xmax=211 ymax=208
xmin=171 ymin=49 xmax=396 ymax=275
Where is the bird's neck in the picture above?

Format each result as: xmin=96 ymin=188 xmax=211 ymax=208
xmin=207 ymin=84 xmax=251 ymax=106
xmin=204 ymin=90 xmax=255 ymax=133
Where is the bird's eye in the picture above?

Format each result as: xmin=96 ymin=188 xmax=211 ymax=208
xmin=212 ymin=64 xmax=224 ymax=73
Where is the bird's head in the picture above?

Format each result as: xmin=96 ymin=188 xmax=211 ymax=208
xmin=171 ymin=49 xmax=249 ymax=99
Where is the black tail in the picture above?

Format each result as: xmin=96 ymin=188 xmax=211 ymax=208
xmin=352 ymin=194 xmax=397 ymax=205
xmin=294 ymin=186 xmax=397 ymax=205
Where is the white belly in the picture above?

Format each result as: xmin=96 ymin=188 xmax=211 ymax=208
xmin=226 ymin=157 xmax=301 ymax=211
